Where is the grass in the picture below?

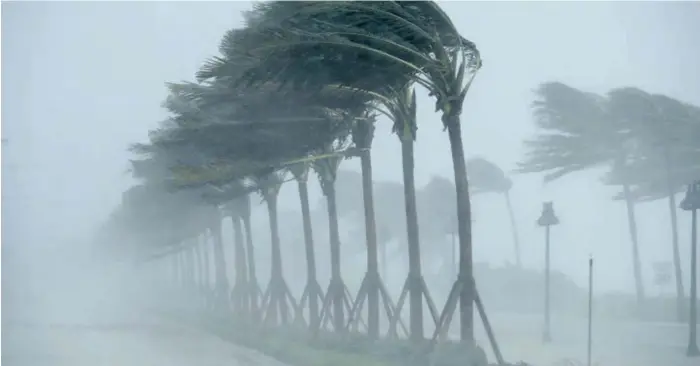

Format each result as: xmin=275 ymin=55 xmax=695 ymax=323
xmin=156 ymin=307 xmax=502 ymax=366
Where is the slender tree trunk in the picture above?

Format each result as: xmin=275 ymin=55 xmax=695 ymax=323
xmin=326 ymin=182 xmax=345 ymax=331
xmin=401 ymin=137 xmax=424 ymax=340
xmin=231 ymin=215 xmax=249 ymax=314
xmin=622 ymin=183 xmax=645 ymax=307
xmin=504 ymin=190 xmax=522 ymax=268
xmin=360 ymin=149 xmax=381 ymax=339
xmin=201 ymin=234 xmax=210 ymax=291
xmin=669 ymin=191 xmax=686 ymax=320
xmin=266 ymin=193 xmax=286 ymax=324
xmin=242 ymin=213 xmax=259 ymax=317
xmin=193 ymin=240 xmax=203 ymax=289
xmin=297 ymin=179 xmax=320 ymax=329
xmin=445 ymin=115 xmax=475 ymax=344
xmin=211 ymin=217 xmax=229 ymax=309
xmin=187 ymin=246 xmax=196 ymax=290
xmin=663 ymin=149 xmax=685 ymax=320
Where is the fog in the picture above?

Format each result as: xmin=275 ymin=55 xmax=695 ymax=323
xmin=2 ymin=2 xmax=700 ymax=366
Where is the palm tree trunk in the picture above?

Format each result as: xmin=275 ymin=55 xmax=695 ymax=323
xmin=622 ymin=183 xmax=645 ymax=307
xmin=200 ymin=234 xmax=210 ymax=291
xmin=504 ymin=190 xmax=522 ymax=268
xmin=360 ymin=149 xmax=381 ymax=338
xmin=185 ymin=248 xmax=194 ymax=290
xmin=242 ymin=212 xmax=259 ymax=318
xmin=265 ymin=193 xmax=287 ymax=324
xmin=664 ymin=149 xmax=685 ymax=320
xmin=297 ymin=178 xmax=320 ymax=329
xmin=445 ymin=115 xmax=475 ymax=343
xmin=669 ymin=192 xmax=686 ymax=320
xmin=193 ymin=240 xmax=203 ymax=289
xmin=401 ymin=137 xmax=424 ymax=340
xmin=325 ymin=182 xmax=345 ymax=331
xmin=211 ymin=217 xmax=229 ymax=309
xmin=231 ymin=215 xmax=249 ymax=314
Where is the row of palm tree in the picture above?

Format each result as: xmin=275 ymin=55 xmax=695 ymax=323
xmin=104 ymin=1 xmax=483 ymax=344
xmin=516 ymin=82 xmax=700 ymax=319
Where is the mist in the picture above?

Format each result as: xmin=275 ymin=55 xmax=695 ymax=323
xmin=2 ymin=2 xmax=700 ymax=366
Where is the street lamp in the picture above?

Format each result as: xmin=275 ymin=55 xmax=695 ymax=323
xmin=538 ymin=201 xmax=559 ymax=343
xmin=680 ymin=180 xmax=700 ymax=357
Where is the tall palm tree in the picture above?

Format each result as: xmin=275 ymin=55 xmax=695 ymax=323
xmin=348 ymin=116 xmax=383 ymax=338
xmin=466 ymin=157 xmax=522 ymax=267
xmin=252 ymin=169 xmax=298 ymax=326
xmin=313 ymin=137 xmax=354 ymax=332
xmin=288 ymin=162 xmax=323 ymax=330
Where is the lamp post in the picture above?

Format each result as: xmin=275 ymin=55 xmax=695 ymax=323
xmin=537 ymin=201 xmax=559 ymax=343
xmin=680 ymin=180 xmax=700 ymax=357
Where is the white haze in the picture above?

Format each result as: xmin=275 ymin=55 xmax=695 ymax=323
xmin=2 ymin=2 xmax=700 ymax=366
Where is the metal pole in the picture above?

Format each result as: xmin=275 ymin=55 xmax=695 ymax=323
xmin=587 ymin=256 xmax=594 ymax=366
xmin=543 ymin=224 xmax=552 ymax=342
xmin=687 ymin=208 xmax=699 ymax=357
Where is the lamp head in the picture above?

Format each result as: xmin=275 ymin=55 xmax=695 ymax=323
xmin=537 ymin=201 xmax=560 ymax=226
xmin=680 ymin=180 xmax=700 ymax=211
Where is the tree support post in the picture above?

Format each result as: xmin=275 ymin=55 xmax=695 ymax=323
xmin=430 ymin=277 xmax=504 ymax=364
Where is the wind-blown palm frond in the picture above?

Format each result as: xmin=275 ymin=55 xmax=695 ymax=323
xmin=516 ymin=82 xmax=622 ymax=182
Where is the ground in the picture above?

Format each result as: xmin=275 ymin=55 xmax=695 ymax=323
xmin=2 ymin=262 xmax=696 ymax=366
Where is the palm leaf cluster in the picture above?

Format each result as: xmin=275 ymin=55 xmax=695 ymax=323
xmin=517 ymin=81 xmax=700 ymax=315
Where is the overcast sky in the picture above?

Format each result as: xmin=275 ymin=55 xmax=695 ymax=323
xmin=3 ymin=1 xmax=700 ymax=293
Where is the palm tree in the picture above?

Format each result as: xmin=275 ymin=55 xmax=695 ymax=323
xmin=313 ymin=136 xmax=355 ymax=332
xmin=517 ymin=82 xmax=648 ymax=306
xmin=466 ymin=157 xmax=522 ymax=267
xmin=252 ymin=169 xmax=298 ymax=326
xmin=288 ymin=162 xmax=323 ymax=330
xmin=347 ymin=116 xmax=383 ymax=338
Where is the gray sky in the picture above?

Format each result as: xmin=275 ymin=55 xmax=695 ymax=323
xmin=3 ymin=1 xmax=700 ymax=293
